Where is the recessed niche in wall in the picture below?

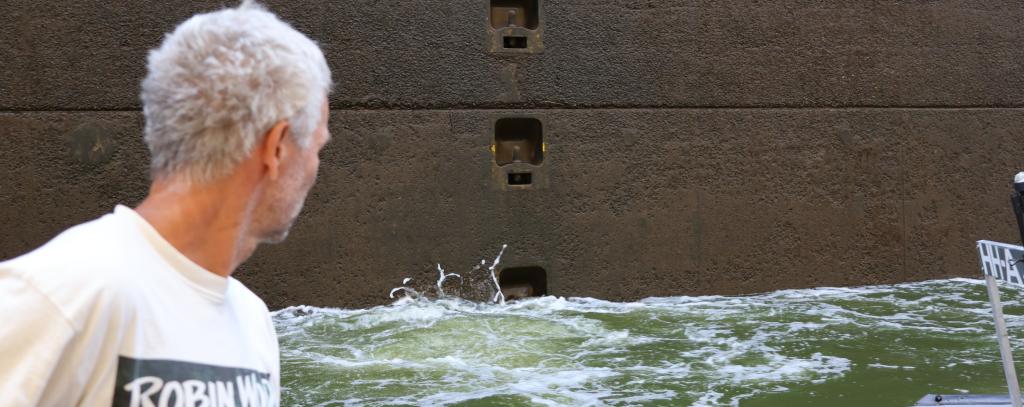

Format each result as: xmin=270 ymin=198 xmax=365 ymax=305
xmin=494 ymin=117 xmax=543 ymax=166
xmin=499 ymin=266 xmax=547 ymax=300
xmin=487 ymin=0 xmax=543 ymax=53
xmin=490 ymin=0 xmax=539 ymax=29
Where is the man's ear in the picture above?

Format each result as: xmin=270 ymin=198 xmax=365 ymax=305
xmin=260 ymin=120 xmax=290 ymax=181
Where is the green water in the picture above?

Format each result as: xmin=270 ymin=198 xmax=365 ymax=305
xmin=273 ymin=279 xmax=1024 ymax=406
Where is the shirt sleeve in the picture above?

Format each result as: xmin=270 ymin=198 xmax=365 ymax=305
xmin=0 ymin=270 xmax=77 ymax=406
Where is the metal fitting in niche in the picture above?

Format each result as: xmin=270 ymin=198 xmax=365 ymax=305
xmin=490 ymin=117 xmax=549 ymax=190
xmin=488 ymin=0 xmax=544 ymax=53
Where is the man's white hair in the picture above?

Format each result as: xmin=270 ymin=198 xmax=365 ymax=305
xmin=141 ymin=0 xmax=332 ymax=183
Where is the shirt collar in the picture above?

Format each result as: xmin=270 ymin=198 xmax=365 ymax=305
xmin=114 ymin=204 xmax=229 ymax=302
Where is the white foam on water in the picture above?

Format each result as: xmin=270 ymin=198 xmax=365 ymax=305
xmin=603 ymin=390 xmax=678 ymax=405
xmin=692 ymin=390 xmax=727 ymax=407
xmin=276 ymin=278 xmax=1024 ymax=406
xmin=718 ymin=352 xmax=850 ymax=383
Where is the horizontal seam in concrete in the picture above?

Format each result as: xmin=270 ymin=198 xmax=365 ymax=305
xmin=4 ymin=106 xmax=1024 ymax=114
xmin=328 ymin=104 xmax=1024 ymax=111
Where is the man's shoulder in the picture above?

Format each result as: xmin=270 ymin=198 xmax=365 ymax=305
xmin=227 ymin=278 xmax=272 ymax=315
xmin=1 ymin=210 xmax=134 ymax=276
xmin=0 ymin=210 xmax=145 ymax=325
xmin=226 ymin=278 xmax=277 ymax=347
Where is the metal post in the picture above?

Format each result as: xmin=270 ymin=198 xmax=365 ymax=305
xmin=986 ymin=274 xmax=1023 ymax=407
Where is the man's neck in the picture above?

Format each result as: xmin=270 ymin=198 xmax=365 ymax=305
xmin=135 ymin=176 xmax=259 ymax=278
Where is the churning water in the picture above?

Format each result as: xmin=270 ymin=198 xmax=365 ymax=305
xmin=273 ymin=278 xmax=1024 ymax=406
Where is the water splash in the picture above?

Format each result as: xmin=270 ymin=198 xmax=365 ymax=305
xmin=388 ymin=285 xmax=420 ymax=299
xmin=388 ymin=245 xmax=509 ymax=303
xmin=436 ymin=264 xmax=461 ymax=298
xmin=488 ymin=244 xmax=509 ymax=304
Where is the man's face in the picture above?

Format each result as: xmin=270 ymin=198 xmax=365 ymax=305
xmin=252 ymin=95 xmax=330 ymax=244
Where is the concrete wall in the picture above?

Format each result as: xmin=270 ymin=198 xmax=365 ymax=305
xmin=2 ymin=1 xmax=1022 ymax=308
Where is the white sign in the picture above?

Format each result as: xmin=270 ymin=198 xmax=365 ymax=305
xmin=978 ymin=240 xmax=1024 ymax=287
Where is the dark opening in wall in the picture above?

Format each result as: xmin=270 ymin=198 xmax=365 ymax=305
xmin=494 ymin=117 xmax=543 ymax=166
xmin=508 ymin=172 xmax=532 ymax=185
xmin=503 ymin=36 xmax=528 ymax=49
xmin=490 ymin=0 xmax=539 ymax=29
xmin=499 ymin=266 xmax=547 ymax=300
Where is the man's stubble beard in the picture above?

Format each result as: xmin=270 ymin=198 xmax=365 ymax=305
xmin=255 ymin=175 xmax=312 ymax=245
xmin=261 ymin=192 xmax=308 ymax=244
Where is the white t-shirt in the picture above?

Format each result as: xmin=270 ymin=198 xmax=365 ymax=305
xmin=0 ymin=205 xmax=280 ymax=406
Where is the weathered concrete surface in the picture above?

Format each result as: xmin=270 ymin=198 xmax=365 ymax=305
xmin=2 ymin=0 xmax=1023 ymax=110
xmin=3 ymin=0 xmax=1021 ymax=308
xmin=1 ymin=110 xmax=1020 ymax=308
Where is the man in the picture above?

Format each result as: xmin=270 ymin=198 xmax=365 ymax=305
xmin=0 ymin=1 xmax=332 ymax=405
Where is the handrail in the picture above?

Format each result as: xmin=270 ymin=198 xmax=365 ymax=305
xmin=977 ymin=239 xmax=1024 ymax=407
